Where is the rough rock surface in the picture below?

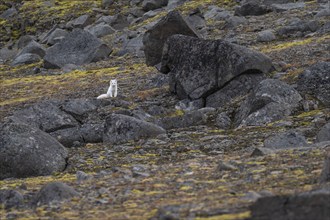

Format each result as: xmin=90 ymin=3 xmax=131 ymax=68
xmin=34 ymin=182 xmax=79 ymax=206
xmin=235 ymin=1 xmax=270 ymax=16
xmin=316 ymin=122 xmax=330 ymax=143
xmin=250 ymin=189 xmax=330 ymax=220
xmin=11 ymin=53 xmax=41 ymax=66
xmin=0 ymin=190 xmax=24 ymax=209
xmin=320 ymin=150 xmax=330 ymax=183
xmin=0 ymin=119 xmax=68 ymax=180
xmin=264 ymin=130 xmax=307 ymax=149
xmin=297 ymin=62 xmax=330 ymax=107
xmin=234 ymin=79 xmax=302 ymax=127
xmin=161 ymin=35 xmax=273 ymax=100
xmin=103 ymin=114 xmax=166 ymax=144
xmin=44 ymin=29 xmax=112 ymax=69
xmin=143 ymin=11 xmax=200 ymax=66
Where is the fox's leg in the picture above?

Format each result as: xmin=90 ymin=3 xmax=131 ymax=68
xmin=114 ymin=87 xmax=117 ymax=97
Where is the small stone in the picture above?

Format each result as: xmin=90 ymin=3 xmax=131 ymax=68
xmin=217 ymin=161 xmax=237 ymax=171
xmin=251 ymin=147 xmax=275 ymax=157
xmin=257 ymin=30 xmax=276 ymax=42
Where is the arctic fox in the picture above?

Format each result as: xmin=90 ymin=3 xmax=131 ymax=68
xmin=97 ymin=79 xmax=118 ymax=99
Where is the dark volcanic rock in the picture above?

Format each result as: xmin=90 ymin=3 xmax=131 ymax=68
xmin=206 ymin=73 xmax=266 ymax=108
xmin=143 ymin=10 xmax=200 ymax=66
xmin=234 ymin=79 xmax=302 ymax=127
xmin=215 ymin=112 xmax=232 ymax=130
xmin=12 ymin=101 xmax=79 ymax=133
xmin=161 ymin=35 xmax=272 ymax=100
xmin=103 ymin=114 xmax=166 ymax=144
xmin=87 ymin=24 xmax=116 ymax=38
xmin=235 ymin=1 xmax=271 ymax=16
xmin=250 ymin=189 xmax=330 ymax=220
xmin=60 ymin=98 xmax=98 ymax=122
xmin=0 ymin=190 xmax=24 ymax=209
xmin=34 ymin=182 xmax=79 ymax=206
xmin=50 ymin=127 xmax=83 ymax=148
xmin=264 ymin=130 xmax=307 ymax=149
xmin=11 ymin=53 xmax=41 ymax=66
xmin=142 ymin=0 xmax=168 ymax=11
xmin=44 ymin=29 xmax=112 ymax=69
xmin=316 ymin=122 xmax=330 ymax=143
xmin=81 ymin=123 xmax=104 ymax=143
xmin=66 ymin=14 xmax=92 ymax=29
xmin=320 ymin=150 xmax=330 ymax=183
xmin=45 ymin=28 xmax=69 ymax=45
xmin=297 ymin=62 xmax=330 ymax=107
xmin=157 ymin=110 xmax=207 ymax=130
xmin=0 ymin=119 xmax=68 ymax=180
xmin=17 ymin=41 xmax=46 ymax=58
xmin=277 ymin=20 xmax=319 ymax=36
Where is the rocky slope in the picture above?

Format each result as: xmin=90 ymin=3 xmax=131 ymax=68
xmin=0 ymin=0 xmax=330 ymax=219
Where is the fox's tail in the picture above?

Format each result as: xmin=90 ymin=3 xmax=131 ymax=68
xmin=97 ymin=94 xmax=110 ymax=99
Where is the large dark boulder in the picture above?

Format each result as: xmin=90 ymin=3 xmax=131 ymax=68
xmin=316 ymin=122 xmax=330 ymax=143
xmin=235 ymin=1 xmax=271 ymax=16
xmin=234 ymin=79 xmax=302 ymax=127
xmin=161 ymin=35 xmax=273 ymax=100
xmin=34 ymin=182 xmax=79 ymax=206
xmin=44 ymin=29 xmax=112 ymax=69
xmin=264 ymin=130 xmax=307 ymax=149
xmin=142 ymin=0 xmax=168 ymax=11
xmin=103 ymin=114 xmax=166 ymax=144
xmin=297 ymin=62 xmax=330 ymax=107
xmin=206 ymin=73 xmax=266 ymax=108
xmin=250 ymin=189 xmax=330 ymax=220
xmin=12 ymin=101 xmax=79 ymax=133
xmin=17 ymin=41 xmax=46 ymax=58
xmin=0 ymin=119 xmax=68 ymax=180
xmin=143 ymin=11 xmax=200 ymax=66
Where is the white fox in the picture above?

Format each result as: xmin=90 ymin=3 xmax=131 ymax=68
xmin=97 ymin=79 xmax=118 ymax=99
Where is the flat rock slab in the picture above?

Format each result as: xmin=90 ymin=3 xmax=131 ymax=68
xmin=250 ymin=189 xmax=330 ymax=220
xmin=160 ymin=35 xmax=273 ymax=100
xmin=0 ymin=119 xmax=68 ymax=180
xmin=143 ymin=10 xmax=200 ymax=66
xmin=103 ymin=114 xmax=166 ymax=144
xmin=44 ymin=29 xmax=112 ymax=69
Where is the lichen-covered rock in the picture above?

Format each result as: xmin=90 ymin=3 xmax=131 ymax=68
xmin=234 ymin=79 xmax=302 ymax=127
xmin=44 ymin=29 xmax=112 ymax=69
xmin=250 ymin=189 xmax=330 ymax=220
xmin=12 ymin=101 xmax=79 ymax=133
xmin=0 ymin=119 xmax=68 ymax=180
xmin=0 ymin=190 xmax=24 ymax=209
xmin=34 ymin=182 xmax=79 ymax=206
xmin=297 ymin=62 xmax=330 ymax=107
xmin=161 ymin=35 xmax=272 ymax=100
xmin=316 ymin=122 xmax=330 ymax=143
xmin=143 ymin=11 xmax=200 ymax=66
xmin=103 ymin=114 xmax=166 ymax=144
xmin=264 ymin=130 xmax=307 ymax=149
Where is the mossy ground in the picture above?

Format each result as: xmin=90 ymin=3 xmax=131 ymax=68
xmin=0 ymin=0 xmax=330 ymax=219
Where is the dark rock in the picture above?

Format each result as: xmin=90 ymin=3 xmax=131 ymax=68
xmin=217 ymin=161 xmax=237 ymax=171
xmin=17 ymin=35 xmax=35 ymax=49
xmin=185 ymin=9 xmax=207 ymax=35
xmin=161 ymin=35 xmax=272 ymax=100
xmin=157 ymin=110 xmax=207 ymax=130
xmin=87 ymin=24 xmax=116 ymax=38
xmin=235 ymin=1 xmax=271 ymax=16
xmin=50 ymin=127 xmax=83 ymax=148
xmin=250 ymin=189 xmax=330 ymax=220
xmin=121 ymin=34 xmax=145 ymax=57
xmin=234 ymin=79 xmax=302 ymax=127
xmin=204 ymin=6 xmax=231 ymax=20
xmin=34 ymin=182 xmax=79 ymax=206
xmin=175 ymin=99 xmax=205 ymax=111
xmin=277 ymin=20 xmax=319 ymax=36
xmin=225 ymin=16 xmax=248 ymax=28
xmin=318 ymin=21 xmax=330 ymax=34
xmin=81 ymin=123 xmax=104 ymax=143
xmin=44 ymin=29 xmax=112 ymax=69
xmin=12 ymin=101 xmax=79 ymax=133
xmin=60 ymin=98 xmax=98 ymax=122
xmin=215 ymin=112 xmax=232 ymax=130
xmin=11 ymin=53 xmax=41 ymax=66
xmin=142 ymin=0 xmax=168 ymax=11
xmin=103 ymin=114 xmax=166 ymax=144
xmin=108 ymin=14 xmax=129 ymax=30
xmin=45 ymin=28 xmax=69 ymax=45
xmin=264 ymin=130 xmax=307 ymax=149
xmin=66 ymin=14 xmax=92 ymax=29
xmin=257 ymin=30 xmax=276 ymax=42
xmin=0 ymin=7 xmax=17 ymax=19
xmin=251 ymin=147 xmax=275 ymax=157
xmin=167 ymin=0 xmax=189 ymax=9
xmin=316 ymin=122 xmax=330 ymax=143
xmin=0 ymin=119 xmax=68 ymax=180
xmin=0 ymin=46 xmax=18 ymax=62
xmin=0 ymin=190 xmax=24 ymax=209
xmin=76 ymin=171 xmax=92 ymax=183
xmin=17 ymin=41 xmax=46 ymax=58
xmin=143 ymin=10 xmax=200 ymax=66
xmin=315 ymin=7 xmax=330 ymax=18
xmin=296 ymin=62 xmax=330 ymax=107
xmin=206 ymin=73 xmax=266 ymax=108
xmin=271 ymin=2 xmax=305 ymax=12
xmin=102 ymin=0 xmax=114 ymax=9
xmin=320 ymin=150 xmax=330 ymax=183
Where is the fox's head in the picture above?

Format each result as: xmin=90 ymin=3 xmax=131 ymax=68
xmin=110 ymin=79 xmax=117 ymax=85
